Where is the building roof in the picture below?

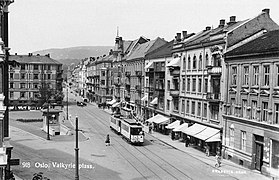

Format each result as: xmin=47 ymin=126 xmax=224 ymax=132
xmin=225 ymin=30 xmax=279 ymax=57
xmin=127 ymin=37 xmax=167 ymax=60
xmin=10 ymin=54 xmax=62 ymax=65
xmin=146 ymin=40 xmax=174 ymax=59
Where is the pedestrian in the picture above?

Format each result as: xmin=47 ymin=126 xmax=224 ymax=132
xmin=205 ymin=143 xmax=210 ymax=156
xmin=215 ymin=153 xmax=221 ymax=167
xmin=105 ymin=134 xmax=110 ymax=146
xmin=149 ymin=124 xmax=152 ymax=134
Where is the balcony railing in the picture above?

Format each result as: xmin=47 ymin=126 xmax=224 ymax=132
xmin=170 ymin=89 xmax=180 ymax=97
xmin=207 ymin=66 xmax=222 ymax=75
xmin=206 ymin=92 xmax=221 ymax=102
xmin=136 ymin=71 xmax=142 ymax=77
xmin=170 ymin=69 xmax=180 ymax=76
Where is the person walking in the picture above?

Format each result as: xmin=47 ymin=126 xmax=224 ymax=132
xmin=105 ymin=134 xmax=110 ymax=146
xmin=215 ymin=153 xmax=221 ymax=167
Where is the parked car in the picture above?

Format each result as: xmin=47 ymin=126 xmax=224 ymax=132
xmin=77 ymin=101 xmax=87 ymax=106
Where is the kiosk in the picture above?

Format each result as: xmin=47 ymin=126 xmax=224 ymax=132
xmin=41 ymin=108 xmax=62 ymax=136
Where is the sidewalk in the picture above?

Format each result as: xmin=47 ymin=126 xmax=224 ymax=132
xmin=102 ymin=108 xmax=272 ymax=180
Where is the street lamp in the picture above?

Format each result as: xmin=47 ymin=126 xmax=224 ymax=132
xmin=46 ymin=103 xmax=50 ymax=140
xmin=67 ymin=86 xmax=69 ymax=120
xmin=75 ymin=116 xmax=79 ymax=180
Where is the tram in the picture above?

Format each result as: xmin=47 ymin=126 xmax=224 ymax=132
xmin=110 ymin=107 xmax=144 ymax=145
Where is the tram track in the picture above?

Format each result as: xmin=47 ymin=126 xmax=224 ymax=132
xmin=77 ymin=105 xmax=194 ymax=180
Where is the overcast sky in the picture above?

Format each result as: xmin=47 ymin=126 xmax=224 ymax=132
xmin=8 ymin=0 xmax=279 ymax=54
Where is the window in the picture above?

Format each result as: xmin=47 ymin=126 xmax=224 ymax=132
xmin=271 ymin=140 xmax=279 ymax=170
xmin=34 ymin=74 xmax=39 ymax=80
xmin=9 ymin=92 xmax=14 ymax=99
xmin=253 ymin=66 xmax=259 ymax=86
xmin=186 ymin=100 xmax=190 ymax=113
xmin=167 ymin=100 xmax=170 ymax=111
xmin=20 ymin=83 xmax=25 ymax=88
xmin=204 ymin=78 xmax=208 ymax=93
xmin=21 ymin=73 xmax=25 ymax=79
xmin=48 ymin=65 xmax=51 ymax=70
xmin=34 ymin=83 xmax=39 ymax=89
xmin=198 ymin=54 xmax=202 ymax=69
xmin=20 ymin=92 xmax=26 ymax=98
xmin=193 ymin=55 xmax=197 ymax=69
xmin=9 ymin=83 xmax=13 ymax=88
xmin=211 ymin=105 xmax=219 ymax=120
xmin=241 ymin=131 xmax=247 ymax=151
xmin=252 ymin=100 xmax=258 ymax=120
xmin=183 ymin=57 xmax=186 ymax=70
xmin=232 ymin=67 xmax=237 ymax=85
xmin=229 ymin=126 xmax=234 ymax=147
xmin=187 ymin=56 xmax=191 ymax=70
xmin=187 ymin=77 xmax=190 ymax=91
xmin=231 ymin=98 xmax=236 ymax=115
xmin=20 ymin=64 xmax=25 ymax=70
xmin=192 ymin=77 xmax=196 ymax=92
xmin=198 ymin=77 xmax=202 ymax=92
xmin=34 ymin=64 xmax=39 ymax=70
xmin=203 ymin=103 xmax=207 ymax=118
xmin=274 ymin=103 xmax=279 ymax=124
xmin=205 ymin=53 xmax=209 ymax=66
xmin=182 ymin=99 xmax=185 ymax=114
xmin=242 ymin=99 xmax=247 ymax=118
xmin=243 ymin=66 xmax=249 ymax=86
xmin=48 ymin=74 xmax=51 ymax=80
xmin=197 ymin=102 xmax=201 ymax=117
xmin=10 ymin=73 xmax=13 ymax=79
xmin=263 ymin=65 xmax=270 ymax=86
xmin=277 ymin=65 xmax=279 ymax=87
xmin=191 ymin=101 xmax=195 ymax=115
xmin=173 ymin=98 xmax=179 ymax=111
xmin=182 ymin=78 xmax=186 ymax=91
xmin=262 ymin=102 xmax=268 ymax=122
xmin=167 ymin=80 xmax=170 ymax=91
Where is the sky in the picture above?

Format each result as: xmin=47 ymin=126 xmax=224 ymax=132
xmin=8 ymin=0 xmax=279 ymax=54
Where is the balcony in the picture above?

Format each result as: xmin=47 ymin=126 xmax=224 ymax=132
xmin=169 ymin=69 xmax=180 ymax=76
xmin=136 ymin=71 xmax=142 ymax=77
xmin=170 ymin=89 xmax=180 ymax=97
xmin=206 ymin=92 xmax=221 ymax=103
xmin=125 ymin=71 xmax=131 ymax=77
xmin=207 ymin=66 xmax=222 ymax=75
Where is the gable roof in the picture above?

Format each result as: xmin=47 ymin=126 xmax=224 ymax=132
xmin=225 ymin=30 xmax=279 ymax=57
xmin=10 ymin=54 xmax=61 ymax=65
xmin=146 ymin=40 xmax=174 ymax=59
xmin=127 ymin=37 xmax=167 ymax=60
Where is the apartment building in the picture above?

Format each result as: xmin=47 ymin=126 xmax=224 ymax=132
xmin=9 ymin=53 xmax=63 ymax=108
xmin=224 ymin=30 xmax=279 ymax=178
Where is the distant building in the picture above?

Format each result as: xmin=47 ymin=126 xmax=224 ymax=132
xmin=9 ymin=53 xmax=63 ymax=108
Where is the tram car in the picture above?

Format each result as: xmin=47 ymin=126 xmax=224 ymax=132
xmin=110 ymin=115 xmax=144 ymax=145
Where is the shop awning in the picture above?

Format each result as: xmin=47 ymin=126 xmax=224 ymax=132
xmin=150 ymin=97 xmax=158 ymax=105
xmin=146 ymin=114 xmax=169 ymax=124
xmin=173 ymin=123 xmax=189 ymax=132
xmin=145 ymin=62 xmax=154 ymax=69
xmin=112 ymin=102 xmax=120 ymax=108
xmin=166 ymin=57 xmax=180 ymax=67
xmin=205 ymin=133 xmax=221 ymax=142
xmin=141 ymin=95 xmax=148 ymax=101
xmin=193 ymin=127 xmax=220 ymax=141
xmin=107 ymin=99 xmax=117 ymax=105
xmin=181 ymin=123 xmax=207 ymax=136
xmin=166 ymin=120 xmax=180 ymax=129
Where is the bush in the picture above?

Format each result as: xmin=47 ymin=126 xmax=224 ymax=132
xmin=16 ymin=119 xmax=43 ymax=123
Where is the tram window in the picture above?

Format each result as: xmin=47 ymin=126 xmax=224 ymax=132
xmin=131 ymin=127 xmax=142 ymax=135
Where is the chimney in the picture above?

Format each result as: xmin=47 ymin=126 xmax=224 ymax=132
xmin=205 ymin=26 xmax=211 ymax=31
xmin=262 ymin=8 xmax=270 ymax=15
xmin=182 ymin=31 xmax=187 ymax=39
xmin=219 ymin=19 xmax=225 ymax=28
xmin=176 ymin=33 xmax=181 ymax=42
xmin=227 ymin=16 xmax=236 ymax=25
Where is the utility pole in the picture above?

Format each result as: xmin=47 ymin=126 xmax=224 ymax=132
xmin=75 ymin=116 xmax=79 ymax=180
xmin=67 ymin=86 xmax=69 ymax=120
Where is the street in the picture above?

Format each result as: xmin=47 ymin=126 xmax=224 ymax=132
xmin=8 ymin=90 xmax=264 ymax=180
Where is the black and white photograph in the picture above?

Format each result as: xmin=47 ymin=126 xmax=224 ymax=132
xmin=0 ymin=0 xmax=278 ymax=179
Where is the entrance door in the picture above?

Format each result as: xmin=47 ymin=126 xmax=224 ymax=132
xmin=255 ymin=142 xmax=263 ymax=171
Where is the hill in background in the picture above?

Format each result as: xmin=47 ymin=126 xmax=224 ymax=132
xmin=33 ymin=46 xmax=113 ymax=66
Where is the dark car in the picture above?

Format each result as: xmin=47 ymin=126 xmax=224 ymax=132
xmin=77 ymin=101 xmax=87 ymax=106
